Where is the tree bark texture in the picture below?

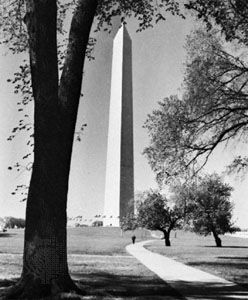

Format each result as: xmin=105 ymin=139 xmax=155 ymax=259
xmin=4 ymin=0 xmax=98 ymax=298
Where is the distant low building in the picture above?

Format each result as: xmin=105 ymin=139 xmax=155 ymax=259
xmin=92 ymin=220 xmax=103 ymax=227
xmin=67 ymin=215 xmax=104 ymax=227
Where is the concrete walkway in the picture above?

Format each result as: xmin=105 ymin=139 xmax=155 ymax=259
xmin=126 ymin=240 xmax=248 ymax=300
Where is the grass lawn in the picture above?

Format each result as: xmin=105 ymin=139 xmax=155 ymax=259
xmin=67 ymin=227 xmax=152 ymax=255
xmin=0 ymin=228 xmax=182 ymax=299
xmin=0 ymin=227 xmax=151 ymax=255
xmin=145 ymin=230 xmax=248 ymax=290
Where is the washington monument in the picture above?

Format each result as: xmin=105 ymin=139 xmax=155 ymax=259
xmin=103 ymin=25 xmax=134 ymax=227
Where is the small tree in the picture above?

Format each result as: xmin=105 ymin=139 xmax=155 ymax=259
xmin=137 ymin=191 xmax=183 ymax=246
xmin=190 ymin=174 xmax=236 ymax=247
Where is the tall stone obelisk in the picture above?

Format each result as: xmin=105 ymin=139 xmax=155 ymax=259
xmin=103 ymin=25 xmax=134 ymax=227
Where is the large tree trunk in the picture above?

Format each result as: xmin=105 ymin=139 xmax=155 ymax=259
xmin=4 ymin=0 xmax=98 ymax=299
xmin=212 ymin=230 xmax=222 ymax=247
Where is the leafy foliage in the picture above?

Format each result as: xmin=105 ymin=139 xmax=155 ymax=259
xmin=0 ymin=0 xmax=183 ymax=50
xmin=226 ymin=155 xmax=248 ymax=178
xmin=170 ymin=179 xmax=197 ymax=222
xmin=0 ymin=0 xmax=75 ymax=54
xmin=95 ymin=0 xmax=184 ymax=32
xmin=144 ymin=28 xmax=248 ymax=185
xmin=143 ymin=95 xmax=190 ymax=185
xmin=185 ymin=0 xmax=248 ymax=46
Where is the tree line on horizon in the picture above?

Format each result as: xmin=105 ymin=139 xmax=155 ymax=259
xmin=3 ymin=217 xmax=25 ymax=229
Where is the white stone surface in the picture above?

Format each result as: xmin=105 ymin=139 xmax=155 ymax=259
xmin=103 ymin=26 xmax=124 ymax=227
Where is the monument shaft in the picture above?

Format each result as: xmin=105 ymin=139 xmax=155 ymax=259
xmin=104 ymin=26 xmax=134 ymax=226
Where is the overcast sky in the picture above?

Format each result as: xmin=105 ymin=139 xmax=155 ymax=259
xmin=0 ymin=11 xmax=248 ymax=228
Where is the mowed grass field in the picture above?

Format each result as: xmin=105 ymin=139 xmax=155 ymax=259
xmin=145 ymin=230 xmax=248 ymax=290
xmin=0 ymin=227 xmax=151 ymax=279
xmin=0 ymin=228 xmax=182 ymax=299
xmin=67 ymin=227 xmax=151 ymax=255
xmin=1 ymin=228 xmax=248 ymax=298
xmin=0 ymin=227 xmax=151 ymax=255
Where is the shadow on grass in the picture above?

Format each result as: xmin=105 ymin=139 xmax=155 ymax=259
xmin=0 ymin=233 xmax=17 ymax=238
xmin=187 ymin=261 xmax=248 ymax=290
xmin=167 ymin=280 xmax=248 ymax=300
xmin=188 ymin=261 xmax=248 ymax=268
xmin=0 ymin=278 xmax=19 ymax=288
xmin=218 ymin=256 xmax=248 ymax=260
xmin=204 ymin=245 xmax=248 ymax=249
xmin=0 ymin=274 xmax=183 ymax=299
xmin=72 ymin=271 xmax=184 ymax=299
xmin=1 ymin=275 xmax=248 ymax=299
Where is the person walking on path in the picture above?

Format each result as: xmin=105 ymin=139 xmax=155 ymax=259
xmin=131 ymin=235 xmax=136 ymax=244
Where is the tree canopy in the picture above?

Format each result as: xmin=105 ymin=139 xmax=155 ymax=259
xmin=143 ymin=1 xmax=248 ymax=184
xmin=0 ymin=0 xmax=183 ymax=54
xmin=185 ymin=0 xmax=248 ymax=46
xmin=143 ymin=27 xmax=248 ymax=185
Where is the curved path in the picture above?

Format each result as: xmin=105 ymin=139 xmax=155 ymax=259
xmin=126 ymin=240 xmax=248 ymax=300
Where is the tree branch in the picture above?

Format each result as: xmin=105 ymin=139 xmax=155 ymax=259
xmin=59 ymin=0 xmax=98 ymax=112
